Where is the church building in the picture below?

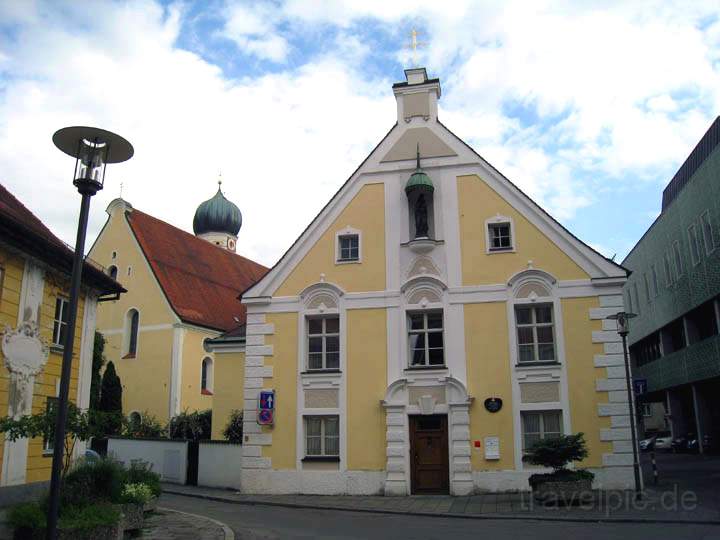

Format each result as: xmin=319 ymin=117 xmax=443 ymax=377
xmin=218 ymin=68 xmax=632 ymax=495
xmin=89 ymin=184 xmax=266 ymax=424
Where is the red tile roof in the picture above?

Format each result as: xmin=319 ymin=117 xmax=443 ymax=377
xmin=126 ymin=209 xmax=267 ymax=332
xmin=0 ymin=183 xmax=124 ymax=295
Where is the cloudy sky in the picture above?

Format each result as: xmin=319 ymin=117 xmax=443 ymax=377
xmin=1 ymin=1 xmax=719 ymax=267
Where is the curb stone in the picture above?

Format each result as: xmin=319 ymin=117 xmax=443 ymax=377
xmin=157 ymin=506 xmax=235 ymax=540
xmin=161 ymin=488 xmax=720 ymax=526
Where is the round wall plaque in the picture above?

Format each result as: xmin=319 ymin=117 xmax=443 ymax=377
xmin=484 ymin=397 xmax=503 ymax=413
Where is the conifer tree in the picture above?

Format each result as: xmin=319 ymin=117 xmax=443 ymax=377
xmin=99 ymin=361 xmax=123 ymax=434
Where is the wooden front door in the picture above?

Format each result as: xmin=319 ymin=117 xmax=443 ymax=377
xmin=409 ymin=415 xmax=449 ymax=494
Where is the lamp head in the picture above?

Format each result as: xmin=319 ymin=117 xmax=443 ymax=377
xmin=607 ymin=311 xmax=637 ymax=336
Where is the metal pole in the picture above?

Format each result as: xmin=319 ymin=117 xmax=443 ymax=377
xmin=651 ymin=449 xmax=658 ymax=485
xmin=621 ymin=331 xmax=642 ymax=500
xmin=46 ymin=191 xmax=92 ymax=540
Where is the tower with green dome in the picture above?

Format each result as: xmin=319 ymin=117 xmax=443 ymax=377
xmin=193 ymin=180 xmax=242 ymax=252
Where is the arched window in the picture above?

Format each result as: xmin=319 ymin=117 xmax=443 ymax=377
xmin=124 ymin=309 xmax=139 ymax=358
xmin=201 ymin=357 xmax=213 ymax=394
xmin=107 ymin=265 xmax=118 ymax=280
xmin=128 ymin=411 xmax=142 ymax=426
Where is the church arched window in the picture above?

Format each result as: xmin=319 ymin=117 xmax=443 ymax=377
xmin=201 ymin=357 xmax=213 ymax=394
xmin=124 ymin=308 xmax=139 ymax=358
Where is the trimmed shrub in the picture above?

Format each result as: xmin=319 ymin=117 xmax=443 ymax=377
xmin=126 ymin=460 xmax=161 ymax=498
xmin=123 ymin=411 xmax=166 ymax=439
xmin=222 ymin=409 xmax=243 ymax=444
xmin=61 ymin=456 xmax=127 ymax=508
xmin=168 ymin=409 xmax=211 ymax=441
xmin=525 ymin=433 xmax=595 ymax=487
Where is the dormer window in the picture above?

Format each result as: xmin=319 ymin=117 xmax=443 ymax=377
xmin=486 ymin=215 xmax=515 ymax=253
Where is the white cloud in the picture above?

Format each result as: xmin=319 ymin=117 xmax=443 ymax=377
xmin=221 ymin=2 xmax=289 ymax=62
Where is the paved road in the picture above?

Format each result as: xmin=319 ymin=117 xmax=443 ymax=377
xmin=160 ymin=493 xmax=719 ymax=540
xmin=642 ymin=451 xmax=720 ymax=511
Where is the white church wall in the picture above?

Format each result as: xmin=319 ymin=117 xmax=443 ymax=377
xmin=198 ymin=442 xmax=243 ymax=490
xmin=108 ymin=438 xmax=188 ymax=484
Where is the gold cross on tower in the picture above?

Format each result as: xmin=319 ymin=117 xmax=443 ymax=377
xmin=406 ymin=28 xmax=426 ymax=67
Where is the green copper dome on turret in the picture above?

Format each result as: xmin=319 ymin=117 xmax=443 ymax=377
xmin=193 ymin=182 xmax=242 ymax=236
xmin=405 ymin=146 xmax=434 ymax=195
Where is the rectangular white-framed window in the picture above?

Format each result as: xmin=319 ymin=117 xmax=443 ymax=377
xmin=337 ymin=234 xmax=359 ymax=262
xmin=515 ymin=304 xmax=556 ymax=364
xmin=700 ymin=211 xmax=715 ymax=255
xmin=663 ymin=250 xmax=673 ymax=286
xmin=407 ymin=311 xmax=444 ymax=367
xmin=688 ymin=224 xmax=701 ymax=266
xmin=304 ymin=415 xmax=339 ymax=458
xmin=488 ymin=222 xmax=512 ymax=251
xmin=43 ymin=396 xmax=59 ymax=454
xmin=307 ymin=316 xmax=340 ymax=371
xmin=673 ymin=240 xmax=683 ymax=278
xmin=651 ymin=264 xmax=659 ymax=297
xmin=521 ymin=410 xmax=563 ymax=451
xmin=626 ymin=290 xmax=634 ymax=314
xmin=52 ymin=297 xmax=69 ymax=347
xmin=641 ymin=403 xmax=653 ymax=418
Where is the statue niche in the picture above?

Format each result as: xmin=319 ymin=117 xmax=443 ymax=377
xmin=414 ymin=194 xmax=429 ymax=238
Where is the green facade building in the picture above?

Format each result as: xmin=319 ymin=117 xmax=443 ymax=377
xmin=623 ymin=117 xmax=720 ymax=451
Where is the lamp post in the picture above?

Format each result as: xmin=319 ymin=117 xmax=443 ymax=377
xmin=47 ymin=127 xmax=133 ymax=539
xmin=607 ymin=311 xmax=642 ymax=500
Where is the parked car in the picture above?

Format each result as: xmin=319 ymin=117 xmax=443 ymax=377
xmin=672 ymin=432 xmax=699 ymax=453
xmin=654 ymin=432 xmax=673 ymax=451
xmin=640 ymin=437 xmax=655 ymax=452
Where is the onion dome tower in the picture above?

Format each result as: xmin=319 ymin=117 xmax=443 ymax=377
xmin=193 ymin=180 xmax=242 ymax=252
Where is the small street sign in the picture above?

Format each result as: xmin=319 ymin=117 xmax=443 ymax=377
xmin=633 ymin=378 xmax=648 ymax=395
xmin=258 ymin=390 xmax=275 ymax=426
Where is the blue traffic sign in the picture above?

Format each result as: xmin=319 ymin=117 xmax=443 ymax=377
xmin=633 ymin=378 xmax=648 ymax=395
xmin=259 ymin=390 xmax=275 ymax=410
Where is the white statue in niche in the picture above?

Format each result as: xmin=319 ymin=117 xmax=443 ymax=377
xmin=2 ymin=321 xmax=49 ymax=419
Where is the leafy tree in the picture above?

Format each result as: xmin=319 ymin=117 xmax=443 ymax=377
xmin=222 ymin=409 xmax=243 ymax=443
xmin=122 ymin=411 xmax=166 ymax=439
xmin=89 ymin=332 xmax=106 ymax=411
xmin=168 ymin=409 xmax=212 ymax=440
xmin=0 ymin=405 xmax=119 ymax=477
xmin=525 ymin=432 xmax=589 ymax=471
xmin=98 ymin=361 xmax=122 ymax=434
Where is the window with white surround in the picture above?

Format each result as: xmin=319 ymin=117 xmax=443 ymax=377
xmin=43 ymin=396 xmax=59 ymax=453
xmin=124 ymin=309 xmax=139 ymax=358
xmin=408 ymin=311 xmax=444 ymax=367
xmin=307 ymin=316 xmax=340 ymax=370
xmin=486 ymin=215 xmax=514 ymax=252
xmin=338 ymin=234 xmax=359 ymax=262
xmin=515 ymin=305 xmax=555 ymax=364
xmin=304 ymin=415 xmax=339 ymax=457
xmin=52 ymin=297 xmax=69 ymax=347
xmin=664 ymin=250 xmax=673 ymax=286
xmin=201 ymin=357 xmax=213 ymax=394
xmin=521 ymin=410 xmax=563 ymax=451
xmin=673 ymin=241 xmax=683 ymax=278
xmin=701 ymin=211 xmax=715 ymax=255
xmin=651 ymin=264 xmax=659 ymax=297
xmin=688 ymin=224 xmax=701 ymax=266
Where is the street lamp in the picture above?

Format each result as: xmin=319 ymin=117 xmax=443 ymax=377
xmin=607 ymin=311 xmax=642 ymax=500
xmin=47 ymin=127 xmax=133 ymax=539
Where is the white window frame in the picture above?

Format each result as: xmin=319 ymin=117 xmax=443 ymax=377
xmin=201 ymin=357 xmax=213 ymax=394
xmin=52 ymin=296 xmax=69 ymax=347
xmin=335 ymin=226 xmax=362 ymax=264
xmin=304 ymin=415 xmax=340 ymax=458
xmin=700 ymin=210 xmax=715 ymax=255
xmin=521 ymin=410 xmax=563 ymax=451
xmin=485 ymin=215 xmax=516 ymax=254
xmin=407 ymin=310 xmax=445 ymax=368
xmin=688 ymin=224 xmax=701 ymax=266
xmin=673 ymin=240 xmax=683 ymax=278
xmin=306 ymin=315 xmax=340 ymax=371
xmin=514 ymin=304 xmax=556 ymax=364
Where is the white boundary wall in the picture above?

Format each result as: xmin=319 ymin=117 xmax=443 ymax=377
xmin=108 ymin=438 xmax=188 ymax=485
xmin=198 ymin=442 xmax=243 ymax=489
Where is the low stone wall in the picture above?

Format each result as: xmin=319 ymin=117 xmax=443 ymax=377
xmin=198 ymin=441 xmax=242 ymax=490
xmin=108 ymin=437 xmax=189 ymax=484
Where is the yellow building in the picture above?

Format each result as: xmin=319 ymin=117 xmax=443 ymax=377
xmin=89 ymin=187 xmax=266 ymax=425
xmin=0 ymin=184 xmax=123 ymax=486
xmin=215 ymin=68 xmax=632 ymax=495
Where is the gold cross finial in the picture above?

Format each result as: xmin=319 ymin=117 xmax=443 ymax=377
xmin=406 ymin=28 xmax=426 ymax=67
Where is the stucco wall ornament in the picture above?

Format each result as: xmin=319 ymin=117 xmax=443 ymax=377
xmin=2 ymin=322 xmax=50 ymax=418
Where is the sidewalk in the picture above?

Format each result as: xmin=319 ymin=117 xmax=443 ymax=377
xmin=161 ymin=483 xmax=720 ymax=525
xmin=144 ymin=507 xmax=234 ymax=539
